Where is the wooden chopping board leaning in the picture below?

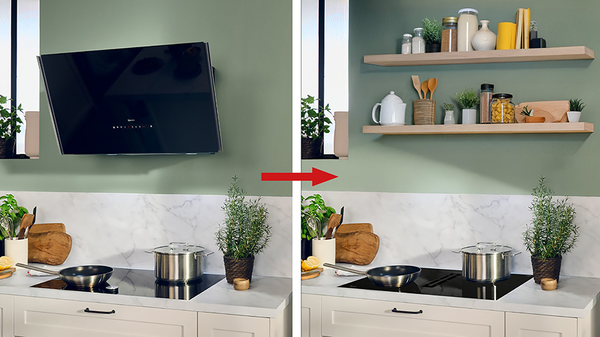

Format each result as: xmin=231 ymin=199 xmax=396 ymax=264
xmin=335 ymin=223 xmax=380 ymax=265
xmin=514 ymin=100 xmax=569 ymax=123
xmin=28 ymin=223 xmax=72 ymax=265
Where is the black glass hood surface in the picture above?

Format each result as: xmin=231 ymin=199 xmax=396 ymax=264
xmin=38 ymin=42 xmax=222 ymax=155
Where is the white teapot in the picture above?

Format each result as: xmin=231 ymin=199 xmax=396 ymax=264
xmin=372 ymin=91 xmax=407 ymax=126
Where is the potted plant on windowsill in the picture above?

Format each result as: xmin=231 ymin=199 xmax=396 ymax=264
xmin=423 ymin=17 xmax=442 ymax=53
xmin=455 ymin=88 xmax=479 ymax=124
xmin=0 ymin=95 xmax=24 ymax=159
xmin=523 ymin=177 xmax=578 ymax=284
xmin=301 ymin=194 xmax=336 ymax=259
xmin=567 ymin=98 xmax=585 ymax=123
xmin=302 ymin=95 xmax=333 ymax=159
xmin=215 ymin=177 xmax=271 ymax=284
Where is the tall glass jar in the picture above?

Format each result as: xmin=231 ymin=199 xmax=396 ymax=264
xmin=457 ymin=8 xmax=478 ymax=51
xmin=491 ymin=93 xmax=515 ymax=123
xmin=402 ymin=34 xmax=412 ymax=54
xmin=441 ymin=17 xmax=458 ymax=52
xmin=480 ymin=83 xmax=494 ymax=124
xmin=412 ymin=28 xmax=425 ymax=54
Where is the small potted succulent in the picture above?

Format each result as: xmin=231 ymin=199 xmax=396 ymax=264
xmin=523 ymin=177 xmax=578 ymax=284
xmin=567 ymin=98 xmax=585 ymax=123
xmin=521 ymin=105 xmax=545 ymax=123
xmin=0 ymin=95 xmax=24 ymax=159
xmin=301 ymin=95 xmax=333 ymax=159
xmin=443 ymin=103 xmax=455 ymax=125
xmin=422 ymin=18 xmax=442 ymax=53
xmin=455 ymin=88 xmax=479 ymax=124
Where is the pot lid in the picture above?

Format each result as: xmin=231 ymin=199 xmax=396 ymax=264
xmin=152 ymin=242 xmax=205 ymax=254
xmin=382 ymin=91 xmax=404 ymax=104
xmin=459 ymin=242 xmax=513 ymax=254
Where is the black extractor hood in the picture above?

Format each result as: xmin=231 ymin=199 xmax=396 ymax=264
xmin=38 ymin=41 xmax=222 ymax=155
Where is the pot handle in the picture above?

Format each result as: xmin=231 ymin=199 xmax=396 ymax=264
xmin=452 ymin=249 xmax=462 ymax=254
xmin=196 ymin=250 xmax=214 ymax=258
xmin=511 ymin=251 xmax=522 ymax=257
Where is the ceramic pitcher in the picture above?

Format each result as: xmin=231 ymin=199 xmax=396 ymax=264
xmin=372 ymin=91 xmax=407 ymax=126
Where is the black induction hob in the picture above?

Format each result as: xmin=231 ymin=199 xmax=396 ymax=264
xmin=339 ymin=268 xmax=533 ymax=300
xmin=31 ymin=268 xmax=225 ymax=301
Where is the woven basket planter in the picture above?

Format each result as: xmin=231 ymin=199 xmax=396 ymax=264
xmin=224 ymin=256 xmax=255 ymax=284
xmin=413 ymin=99 xmax=436 ymax=125
xmin=531 ymin=256 xmax=562 ymax=284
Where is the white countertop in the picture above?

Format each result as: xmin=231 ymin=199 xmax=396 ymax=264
xmin=302 ymin=269 xmax=600 ymax=318
xmin=0 ymin=268 xmax=291 ymax=318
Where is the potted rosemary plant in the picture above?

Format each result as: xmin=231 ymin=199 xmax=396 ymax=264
xmin=0 ymin=95 xmax=24 ymax=158
xmin=567 ymin=98 xmax=585 ymax=123
xmin=301 ymin=194 xmax=336 ymax=259
xmin=422 ymin=17 xmax=442 ymax=53
xmin=301 ymin=95 xmax=333 ymax=159
xmin=523 ymin=177 xmax=578 ymax=284
xmin=455 ymin=88 xmax=479 ymax=124
xmin=216 ymin=177 xmax=271 ymax=283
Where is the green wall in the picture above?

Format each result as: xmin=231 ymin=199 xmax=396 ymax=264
xmin=0 ymin=0 xmax=292 ymax=196
xmin=303 ymin=0 xmax=600 ymax=196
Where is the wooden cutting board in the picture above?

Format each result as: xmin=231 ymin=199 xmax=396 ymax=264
xmin=335 ymin=223 xmax=379 ymax=265
xmin=515 ymin=101 xmax=569 ymax=123
xmin=301 ymin=268 xmax=323 ymax=281
xmin=28 ymin=223 xmax=72 ymax=265
xmin=334 ymin=223 xmax=373 ymax=235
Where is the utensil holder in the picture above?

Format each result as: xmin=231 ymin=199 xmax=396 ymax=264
xmin=312 ymin=238 xmax=336 ymax=268
xmin=413 ymin=99 xmax=436 ymax=125
xmin=5 ymin=238 xmax=28 ymax=270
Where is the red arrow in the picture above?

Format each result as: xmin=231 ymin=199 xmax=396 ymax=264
xmin=261 ymin=167 xmax=338 ymax=186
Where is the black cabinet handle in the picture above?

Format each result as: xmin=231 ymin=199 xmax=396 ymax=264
xmin=392 ymin=308 xmax=423 ymax=314
xmin=84 ymin=308 xmax=116 ymax=314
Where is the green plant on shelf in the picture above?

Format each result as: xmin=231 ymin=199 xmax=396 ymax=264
xmin=0 ymin=95 xmax=24 ymax=141
xmin=521 ymin=105 xmax=533 ymax=116
xmin=422 ymin=17 xmax=442 ymax=44
xmin=454 ymin=88 xmax=479 ymax=109
xmin=301 ymin=95 xmax=333 ymax=140
xmin=443 ymin=103 xmax=454 ymax=111
xmin=569 ymin=98 xmax=585 ymax=112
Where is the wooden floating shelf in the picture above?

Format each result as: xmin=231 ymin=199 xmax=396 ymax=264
xmin=362 ymin=122 xmax=594 ymax=135
xmin=363 ymin=46 xmax=595 ymax=67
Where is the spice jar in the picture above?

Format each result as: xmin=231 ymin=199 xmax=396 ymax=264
xmin=402 ymin=34 xmax=412 ymax=55
xmin=480 ymin=84 xmax=494 ymax=124
xmin=412 ymin=28 xmax=425 ymax=54
xmin=457 ymin=8 xmax=479 ymax=51
xmin=491 ymin=93 xmax=515 ymax=123
xmin=441 ymin=17 xmax=458 ymax=52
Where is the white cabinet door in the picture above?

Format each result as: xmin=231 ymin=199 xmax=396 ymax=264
xmin=14 ymin=296 xmax=197 ymax=337
xmin=506 ymin=312 xmax=578 ymax=337
xmin=198 ymin=312 xmax=270 ymax=337
xmin=302 ymin=294 xmax=321 ymax=337
xmin=321 ymin=295 xmax=504 ymax=337
xmin=0 ymin=294 xmax=12 ymax=337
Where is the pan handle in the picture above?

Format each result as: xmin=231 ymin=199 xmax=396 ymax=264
xmin=392 ymin=308 xmax=423 ymax=315
xmin=323 ymin=263 xmax=368 ymax=276
xmin=15 ymin=263 xmax=60 ymax=276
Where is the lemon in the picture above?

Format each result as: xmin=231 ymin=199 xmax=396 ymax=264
xmin=302 ymin=256 xmax=321 ymax=272
xmin=0 ymin=256 xmax=13 ymax=270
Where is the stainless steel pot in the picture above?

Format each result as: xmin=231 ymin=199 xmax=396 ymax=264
xmin=454 ymin=242 xmax=521 ymax=283
xmin=147 ymin=242 xmax=213 ymax=282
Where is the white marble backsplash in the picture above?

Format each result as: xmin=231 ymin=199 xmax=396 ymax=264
xmin=308 ymin=191 xmax=600 ymax=278
xmin=2 ymin=191 xmax=291 ymax=278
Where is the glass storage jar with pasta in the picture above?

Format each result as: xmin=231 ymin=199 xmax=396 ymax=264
xmin=491 ymin=93 xmax=515 ymax=124
xmin=457 ymin=8 xmax=479 ymax=51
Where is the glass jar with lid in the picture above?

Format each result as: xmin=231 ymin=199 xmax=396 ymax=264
xmin=412 ymin=28 xmax=425 ymax=54
xmin=457 ymin=8 xmax=478 ymax=51
xmin=491 ymin=93 xmax=515 ymax=123
xmin=441 ymin=17 xmax=458 ymax=52
xmin=402 ymin=34 xmax=412 ymax=54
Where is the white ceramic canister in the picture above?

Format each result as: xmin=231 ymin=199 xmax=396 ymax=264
xmin=372 ymin=91 xmax=407 ymax=126
xmin=457 ymin=8 xmax=479 ymax=52
xmin=472 ymin=20 xmax=497 ymax=51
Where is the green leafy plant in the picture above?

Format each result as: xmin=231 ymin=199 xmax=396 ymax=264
xmin=569 ymin=98 xmax=585 ymax=112
xmin=523 ymin=177 xmax=578 ymax=260
xmin=301 ymin=194 xmax=336 ymax=241
xmin=422 ymin=17 xmax=442 ymax=44
xmin=0 ymin=194 xmax=28 ymax=239
xmin=455 ymin=88 xmax=480 ymax=109
xmin=215 ymin=177 xmax=271 ymax=260
xmin=0 ymin=95 xmax=24 ymax=140
xmin=521 ymin=105 xmax=533 ymax=116
xmin=443 ymin=103 xmax=454 ymax=111
xmin=301 ymin=95 xmax=333 ymax=140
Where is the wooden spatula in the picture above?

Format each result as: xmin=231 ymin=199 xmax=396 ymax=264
xmin=428 ymin=78 xmax=438 ymax=100
xmin=421 ymin=81 xmax=429 ymax=100
xmin=411 ymin=75 xmax=422 ymax=99
xmin=17 ymin=214 xmax=35 ymax=240
xmin=325 ymin=214 xmax=342 ymax=240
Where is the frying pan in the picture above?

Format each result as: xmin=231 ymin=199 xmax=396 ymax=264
xmin=324 ymin=262 xmax=421 ymax=287
xmin=16 ymin=263 xmax=113 ymax=288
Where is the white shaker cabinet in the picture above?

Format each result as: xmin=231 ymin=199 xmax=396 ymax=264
xmin=301 ymin=294 xmax=321 ymax=337
xmin=506 ymin=312 xmax=578 ymax=337
xmin=14 ymin=296 xmax=197 ymax=337
xmin=0 ymin=295 xmax=12 ymax=337
xmin=321 ymin=295 xmax=505 ymax=337
xmin=197 ymin=304 xmax=291 ymax=337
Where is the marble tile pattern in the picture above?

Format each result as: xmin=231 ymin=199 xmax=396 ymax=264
xmin=2 ymin=191 xmax=291 ymax=278
xmin=308 ymin=191 xmax=600 ymax=278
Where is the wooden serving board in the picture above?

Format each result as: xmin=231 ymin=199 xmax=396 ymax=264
xmin=28 ymin=223 xmax=72 ymax=265
xmin=334 ymin=223 xmax=373 ymax=235
xmin=301 ymin=268 xmax=323 ymax=281
xmin=515 ymin=101 xmax=569 ymax=123
xmin=334 ymin=223 xmax=379 ymax=265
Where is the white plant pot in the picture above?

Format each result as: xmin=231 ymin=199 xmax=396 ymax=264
xmin=462 ymin=108 xmax=477 ymax=124
xmin=567 ymin=111 xmax=581 ymax=123
xmin=444 ymin=110 xmax=455 ymax=125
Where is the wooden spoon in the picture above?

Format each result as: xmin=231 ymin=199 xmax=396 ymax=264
xmin=428 ymin=78 xmax=438 ymax=100
xmin=17 ymin=214 xmax=35 ymax=240
xmin=325 ymin=214 xmax=342 ymax=240
xmin=421 ymin=81 xmax=429 ymax=100
xmin=411 ymin=75 xmax=422 ymax=99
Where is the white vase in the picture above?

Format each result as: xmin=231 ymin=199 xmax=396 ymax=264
xmin=472 ymin=20 xmax=497 ymax=51
xmin=567 ymin=111 xmax=581 ymax=123
xmin=444 ymin=111 xmax=455 ymax=125
xmin=462 ymin=108 xmax=477 ymax=124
